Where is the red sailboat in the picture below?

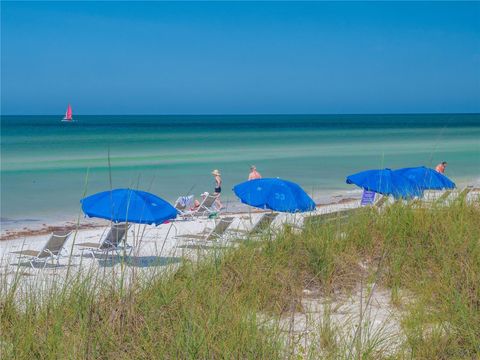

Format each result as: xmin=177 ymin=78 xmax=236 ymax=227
xmin=61 ymin=104 xmax=74 ymax=122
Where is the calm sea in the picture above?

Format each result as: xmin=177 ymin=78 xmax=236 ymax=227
xmin=1 ymin=114 xmax=479 ymax=223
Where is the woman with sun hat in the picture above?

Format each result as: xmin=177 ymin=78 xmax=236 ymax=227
xmin=211 ymin=169 xmax=223 ymax=209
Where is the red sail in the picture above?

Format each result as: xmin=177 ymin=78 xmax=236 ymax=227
xmin=64 ymin=104 xmax=72 ymax=120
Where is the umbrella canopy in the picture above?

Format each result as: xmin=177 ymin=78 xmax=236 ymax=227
xmin=233 ymin=178 xmax=316 ymax=213
xmin=393 ymin=166 xmax=456 ymax=190
xmin=346 ymin=168 xmax=423 ymax=199
xmin=81 ymin=188 xmax=177 ymax=225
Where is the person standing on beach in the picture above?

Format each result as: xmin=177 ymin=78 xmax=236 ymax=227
xmin=435 ymin=161 xmax=447 ymax=174
xmin=248 ymin=165 xmax=262 ymax=180
xmin=212 ymin=169 xmax=223 ymax=209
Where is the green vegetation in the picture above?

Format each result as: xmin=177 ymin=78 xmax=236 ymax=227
xmin=1 ymin=198 xmax=479 ymax=359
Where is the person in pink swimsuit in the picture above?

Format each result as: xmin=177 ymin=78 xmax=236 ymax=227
xmin=248 ymin=165 xmax=262 ymax=180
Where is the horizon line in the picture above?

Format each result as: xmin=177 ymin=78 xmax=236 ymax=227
xmin=3 ymin=112 xmax=480 ymax=117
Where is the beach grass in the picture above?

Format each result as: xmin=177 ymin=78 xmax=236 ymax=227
xmin=1 ymin=197 xmax=479 ymax=358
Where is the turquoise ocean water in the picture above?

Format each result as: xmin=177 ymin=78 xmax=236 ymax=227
xmin=1 ymin=114 xmax=479 ymax=224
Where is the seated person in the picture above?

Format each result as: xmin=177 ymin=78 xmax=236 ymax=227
xmin=190 ymin=192 xmax=209 ymax=211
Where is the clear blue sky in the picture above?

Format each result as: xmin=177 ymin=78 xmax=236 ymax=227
xmin=1 ymin=1 xmax=479 ymax=115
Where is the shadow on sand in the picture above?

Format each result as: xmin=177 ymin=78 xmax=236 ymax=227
xmin=14 ymin=261 xmax=74 ymax=270
xmin=96 ymin=255 xmax=182 ymax=268
xmin=177 ymin=244 xmax=230 ymax=250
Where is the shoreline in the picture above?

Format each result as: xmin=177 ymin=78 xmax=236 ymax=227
xmin=2 ymin=175 xmax=477 ymax=237
xmin=2 ymin=175 xmax=477 ymax=232
xmin=0 ymin=193 xmax=361 ymax=241
xmin=2 ymin=177 xmax=478 ymax=241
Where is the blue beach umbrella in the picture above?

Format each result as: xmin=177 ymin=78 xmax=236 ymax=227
xmin=393 ymin=166 xmax=456 ymax=190
xmin=81 ymin=188 xmax=177 ymax=225
xmin=233 ymin=178 xmax=316 ymax=213
xmin=346 ymin=169 xmax=422 ymax=199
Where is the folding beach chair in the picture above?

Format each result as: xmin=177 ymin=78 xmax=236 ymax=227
xmin=76 ymin=223 xmax=133 ymax=257
xmin=174 ymin=195 xmax=195 ymax=216
xmin=176 ymin=217 xmax=234 ymax=242
xmin=455 ymin=186 xmax=473 ymax=202
xmin=302 ymin=208 xmax=359 ymax=228
xmin=373 ymin=195 xmax=389 ymax=209
xmin=467 ymin=187 xmax=480 ymax=202
xmin=434 ymin=189 xmax=453 ymax=205
xmin=11 ymin=231 xmax=73 ymax=269
xmin=188 ymin=194 xmax=219 ymax=218
xmin=229 ymin=212 xmax=278 ymax=238
xmin=429 ymin=187 xmax=473 ymax=206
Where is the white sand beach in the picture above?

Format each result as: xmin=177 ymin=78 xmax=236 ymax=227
xmin=0 ymin=199 xmax=362 ymax=292
xmin=1 ymin=187 xmax=478 ymax=293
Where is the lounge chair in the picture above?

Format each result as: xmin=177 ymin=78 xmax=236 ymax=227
xmin=434 ymin=189 xmax=453 ymax=205
xmin=76 ymin=223 xmax=133 ymax=257
xmin=454 ymin=186 xmax=473 ymax=202
xmin=468 ymin=187 xmax=480 ymax=202
xmin=229 ymin=212 xmax=278 ymax=238
xmin=176 ymin=217 xmax=234 ymax=242
xmin=431 ymin=187 xmax=470 ymax=206
xmin=174 ymin=195 xmax=195 ymax=216
xmin=372 ymin=195 xmax=389 ymax=208
xmin=11 ymin=231 xmax=72 ymax=269
xmin=183 ymin=194 xmax=219 ymax=218
xmin=302 ymin=208 xmax=359 ymax=228
xmin=298 ymin=193 xmax=388 ymax=230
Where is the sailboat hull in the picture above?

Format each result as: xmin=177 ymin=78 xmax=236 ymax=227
xmin=61 ymin=119 xmax=76 ymax=122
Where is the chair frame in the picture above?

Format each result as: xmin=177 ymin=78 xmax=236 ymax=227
xmin=229 ymin=212 xmax=279 ymax=238
xmin=179 ymin=194 xmax=220 ymax=219
xmin=11 ymin=231 xmax=73 ymax=270
xmin=76 ymin=223 xmax=133 ymax=258
xmin=174 ymin=195 xmax=195 ymax=216
xmin=302 ymin=208 xmax=360 ymax=228
xmin=176 ymin=216 xmax=234 ymax=242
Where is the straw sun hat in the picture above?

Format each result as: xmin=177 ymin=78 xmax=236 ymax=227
xmin=211 ymin=169 xmax=221 ymax=176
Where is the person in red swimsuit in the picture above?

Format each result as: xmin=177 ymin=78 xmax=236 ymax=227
xmin=435 ymin=161 xmax=447 ymax=174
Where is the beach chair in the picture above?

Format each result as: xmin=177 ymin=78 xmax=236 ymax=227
xmin=434 ymin=189 xmax=453 ymax=205
xmin=229 ymin=212 xmax=278 ymax=238
xmin=455 ymin=186 xmax=473 ymax=202
xmin=174 ymin=195 xmax=195 ymax=216
xmin=302 ymin=208 xmax=359 ymax=229
xmin=410 ymin=189 xmax=438 ymax=204
xmin=468 ymin=187 xmax=480 ymax=203
xmin=188 ymin=194 xmax=219 ymax=218
xmin=176 ymin=217 xmax=234 ymax=242
xmin=11 ymin=231 xmax=72 ymax=269
xmin=76 ymin=223 xmax=133 ymax=257
xmin=373 ymin=195 xmax=389 ymax=209
xmin=299 ymin=194 xmax=387 ymax=230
